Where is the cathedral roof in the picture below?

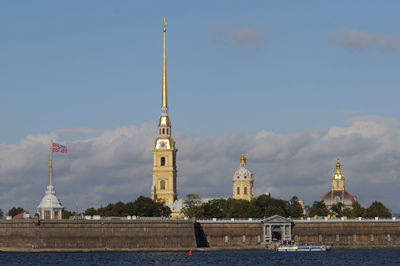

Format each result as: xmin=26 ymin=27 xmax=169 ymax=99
xmin=321 ymin=190 xmax=356 ymax=207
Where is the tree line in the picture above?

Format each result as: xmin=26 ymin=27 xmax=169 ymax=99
xmin=309 ymin=200 xmax=392 ymax=218
xmin=0 ymin=195 xmax=393 ymax=219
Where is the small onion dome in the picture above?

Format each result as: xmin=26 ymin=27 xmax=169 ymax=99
xmin=240 ymin=153 xmax=247 ymax=164
xmin=233 ymin=153 xmax=253 ymax=181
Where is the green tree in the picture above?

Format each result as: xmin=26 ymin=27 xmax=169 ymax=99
xmin=364 ymin=201 xmax=391 ymax=218
xmin=223 ymin=199 xmax=260 ymax=218
xmin=265 ymin=205 xmax=286 ymax=217
xmin=0 ymin=208 xmax=3 ymax=218
xmin=341 ymin=208 xmax=353 ymax=218
xmin=84 ymin=207 xmax=99 ymax=216
xmin=254 ymin=194 xmax=290 ymax=217
xmin=351 ymin=201 xmax=365 ymax=218
xmin=132 ymin=196 xmax=171 ymax=217
xmin=331 ymin=202 xmax=344 ymax=217
xmin=182 ymin=194 xmax=203 ymax=218
xmin=63 ymin=210 xmax=76 ymax=219
xmin=8 ymin=207 xmax=25 ymax=217
xmin=309 ymin=201 xmax=330 ymax=217
xmin=288 ymin=196 xmax=304 ymax=218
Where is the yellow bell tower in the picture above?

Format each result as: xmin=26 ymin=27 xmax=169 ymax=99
xmin=151 ymin=19 xmax=177 ymax=205
xmin=232 ymin=153 xmax=254 ymax=201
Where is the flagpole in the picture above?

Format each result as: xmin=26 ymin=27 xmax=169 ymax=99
xmin=50 ymin=140 xmax=53 ymax=186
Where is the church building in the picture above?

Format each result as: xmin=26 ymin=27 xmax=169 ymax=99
xmin=321 ymin=158 xmax=356 ymax=208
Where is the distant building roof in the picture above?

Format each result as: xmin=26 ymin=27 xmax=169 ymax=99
xmin=13 ymin=211 xmax=31 ymax=219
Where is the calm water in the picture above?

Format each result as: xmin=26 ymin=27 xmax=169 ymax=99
xmin=0 ymin=250 xmax=400 ymax=265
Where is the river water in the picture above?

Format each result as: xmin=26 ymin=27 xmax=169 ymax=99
xmin=0 ymin=250 xmax=399 ymax=265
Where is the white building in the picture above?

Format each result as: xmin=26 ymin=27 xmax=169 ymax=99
xmin=36 ymin=184 xmax=64 ymax=220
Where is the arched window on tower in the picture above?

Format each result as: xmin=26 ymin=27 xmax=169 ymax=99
xmin=237 ymin=187 xmax=240 ymax=195
xmin=244 ymin=187 xmax=248 ymax=195
xmin=162 ymin=128 xmax=165 ymax=134
xmin=161 ymin=157 xmax=166 ymax=166
xmin=166 ymin=128 xmax=169 ymax=134
xmin=160 ymin=180 xmax=166 ymax=190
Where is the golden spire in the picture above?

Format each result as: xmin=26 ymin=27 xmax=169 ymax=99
xmin=162 ymin=18 xmax=168 ymax=111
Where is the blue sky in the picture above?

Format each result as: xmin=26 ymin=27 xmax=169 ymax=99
xmin=1 ymin=1 xmax=399 ymax=142
xmin=1 ymin=1 xmax=400 ymax=213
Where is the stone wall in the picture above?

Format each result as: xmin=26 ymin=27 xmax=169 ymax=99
xmin=2 ymin=219 xmax=400 ymax=251
xmin=0 ymin=219 xmax=197 ymax=251
xmin=293 ymin=220 xmax=400 ymax=249
xmin=198 ymin=221 xmax=263 ymax=248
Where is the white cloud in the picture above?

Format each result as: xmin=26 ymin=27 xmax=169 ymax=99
xmin=0 ymin=116 xmax=400 ymax=215
xmin=330 ymin=28 xmax=399 ymax=51
xmin=209 ymin=21 xmax=266 ymax=50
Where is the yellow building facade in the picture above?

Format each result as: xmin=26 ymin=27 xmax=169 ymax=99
xmin=151 ymin=20 xmax=177 ymax=205
xmin=232 ymin=153 xmax=254 ymax=201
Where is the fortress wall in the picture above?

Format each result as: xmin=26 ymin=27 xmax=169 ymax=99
xmin=293 ymin=221 xmax=400 ymax=249
xmin=2 ymin=219 xmax=400 ymax=251
xmin=0 ymin=219 xmax=197 ymax=251
xmin=198 ymin=222 xmax=263 ymax=248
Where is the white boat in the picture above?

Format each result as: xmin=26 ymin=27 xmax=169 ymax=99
xmin=277 ymin=244 xmax=332 ymax=252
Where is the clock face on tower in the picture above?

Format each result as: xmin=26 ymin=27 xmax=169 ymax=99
xmin=156 ymin=139 xmax=170 ymax=149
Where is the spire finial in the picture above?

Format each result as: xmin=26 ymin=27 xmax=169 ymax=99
xmin=240 ymin=153 xmax=247 ymax=165
xmin=161 ymin=18 xmax=168 ymax=114
xmin=336 ymin=157 xmax=341 ymax=172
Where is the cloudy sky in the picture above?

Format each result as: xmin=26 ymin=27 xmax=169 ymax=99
xmin=1 ymin=1 xmax=400 ymax=214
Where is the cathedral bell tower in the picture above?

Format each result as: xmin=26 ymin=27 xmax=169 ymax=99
xmin=151 ymin=19 xmax=178 ymax=205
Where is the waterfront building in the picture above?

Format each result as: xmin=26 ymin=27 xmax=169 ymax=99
xmin=151 ymin=19 xmax=178 ymax=205
xmin=232 ymin=153 xmax=254 ymax=201
xmin=321 ymin=158 xmax=356 ymax=208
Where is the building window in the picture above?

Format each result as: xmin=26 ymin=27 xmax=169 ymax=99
xmin=160 ymin=180 xmax=166 ymax=190
xmin=166 ymin=128 xmax=169 ymax=134
xmin=161 ymin=157 xmax=166 ymax=166
xmin=162 ymin=128 xmax=165 ymax=134
xmin=353 ymin=234 xmax=357 ymax=242
xmin=257 ymin=235 xmax=261 ymax=243
xmin=336 ymin=234 xmax=339 ymax=242
xmin=206 ymin=236 xmax=210 ymax=243
xmin=295 ymin=235 xmax=299 ymax=242
xmin=224 ymin=235 xmax=229 ymax=244
xmin=242 ymin=235 xmax=246 ymax=243
xmin=370 ymin=234 xmax=374 ymax=242
xmin=318 ymin=234 xmax=322 ymax=243
xmin=244 ymin=187 xmax=247 ymax=195
xmin=334 ymin=196 xmax=341 ymax=204
xmin=237 ymin=187 xmax=240 ymax=195
xmin=387 ymin=234 xmax=391 ymax=242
